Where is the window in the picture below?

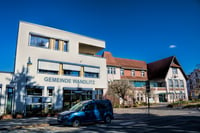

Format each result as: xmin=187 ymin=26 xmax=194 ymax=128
xmin=95 ymin=89 xmax=103 ymax=99
xmin=168 ymin=79 xmax=173 ymax=87
xmin=131 ymin=70 xmax=135 ymax=76
xmin=84 ymin=66 xmax=99 ymax=78
xmin=172 ymin=68 xmax=178 ymax=74
xmin=47 ymin=87 xmax=54 ymax=96
xmin=120 ymin=69 xmax=124 ymax=76
xmin=64 ymin=70 xmax=80 ymax=77
xmin=107 ymin=67 xmax=116 ymax=74
xmin=85 ymin=103 xmax=95 ymax=111
xmin=54 ymin=40 xmax=59 ymax=50
xmin=27 ymin=87 xmax=43 ymax=96
xmin=30 ymin=34 xmax=49 ymax=48
xmin=6 ymin=87 xmax=14 ymax=114
xmin=32 ymin=97 xmax=42 ymax=103
xmin=84 ymin=72 xmax=99 ymax=78
xmin=133 ymin=81 xmax=146 ymax=87
xmin=63 ymin=41 xmax=68 ymax=52
xmin=39 ymin=69 xmax=58 ymax=75
xmin=180 ymin=80 xmax=184 ymax=87
xmin=141 ymin=71 xmax=145 ymax=77
xmin=174 ymin=79 xmax=179 ymax=87
xmin=38 ymin=61 xmax=59 ymax=75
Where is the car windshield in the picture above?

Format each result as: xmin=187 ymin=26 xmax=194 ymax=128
xmin=69 ymin=102 xmax=84 ymax=112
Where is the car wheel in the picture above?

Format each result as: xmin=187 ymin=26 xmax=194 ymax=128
xmin=72 ymin=119 xmax=80 ymax=127
xmin=104 ymin=115 xmax=111 ymax=124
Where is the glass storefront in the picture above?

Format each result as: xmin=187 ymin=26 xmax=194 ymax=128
xmin=63 ymin=88 xmax=93 ymax=110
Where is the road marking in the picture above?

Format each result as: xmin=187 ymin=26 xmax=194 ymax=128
xmin=120 ymin=121 xmax=135 ymax=126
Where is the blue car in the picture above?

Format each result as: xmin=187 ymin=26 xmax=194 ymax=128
xmin=57 ymin=99 xmax=114 ymax=127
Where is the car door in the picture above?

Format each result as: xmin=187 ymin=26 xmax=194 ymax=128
xmin=83 ymin=103 xmax=96 ymax=122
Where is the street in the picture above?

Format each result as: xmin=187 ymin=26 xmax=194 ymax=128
xmin=0 ymin=105 xmax=200 ymax=133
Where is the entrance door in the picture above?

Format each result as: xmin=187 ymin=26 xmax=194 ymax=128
xmin=159 ymin=94 xmax=167 ymax=102
xmin=6 ymin=87 xmax=14 ymax=114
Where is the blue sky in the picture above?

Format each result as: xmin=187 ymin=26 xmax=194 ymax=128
xmin=0 ymin=0 xmax=199 ymax=74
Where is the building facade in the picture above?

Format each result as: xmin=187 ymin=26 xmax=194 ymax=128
xmin=0 ymin=21 xmax=189 ymax=116
xmin=0 ymin=21 xmax=107 ymax=115
xmin=148 ymin=56 xmax=188 ymax=103
xmin=103 ymin=51 xmax=148 ymax=105
xmin=103 ymin=52 xmax=188 ymax=104
xmin=187 ymin=68 xmax=200 ymax=99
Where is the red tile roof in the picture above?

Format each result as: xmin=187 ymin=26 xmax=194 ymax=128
xmin=102 ymin=51 xmax=147 ymax=70
xmin=147 ymin=56 xmax=187 ymax=80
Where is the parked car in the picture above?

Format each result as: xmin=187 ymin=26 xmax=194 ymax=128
xmin=57 ymin=99 xmax=114 ymax=127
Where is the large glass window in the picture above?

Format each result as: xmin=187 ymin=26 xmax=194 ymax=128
xmin=63 ymin=89 xmax=92 ymax=110
xmin=30 ymin=34 xmax=49 ymax=48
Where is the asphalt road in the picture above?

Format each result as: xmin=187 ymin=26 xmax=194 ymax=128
xmin=0 ymin=105 xmax=200 ymax=133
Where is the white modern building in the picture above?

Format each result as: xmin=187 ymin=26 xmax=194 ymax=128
xmin=0 ymin=21 xmax=107 ymax=115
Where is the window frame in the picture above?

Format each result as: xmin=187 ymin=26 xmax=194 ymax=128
xmin=120 ymin=69 xmax=124 ymax=76
xmin=29 ymin=34 xmax=50 ymax=49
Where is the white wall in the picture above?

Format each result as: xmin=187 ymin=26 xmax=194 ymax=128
xmin=14 ymin=21 xmax=107 ymax=111
xmin=0 ymin=72 xmax=13 ymax=115
xmin=165 ymin=67 xmax=188 ymax=101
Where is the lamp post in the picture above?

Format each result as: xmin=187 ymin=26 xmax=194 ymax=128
xmin=146 ymin=81 xmax=150 ymax=115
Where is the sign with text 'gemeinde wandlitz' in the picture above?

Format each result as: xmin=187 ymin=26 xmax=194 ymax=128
xmin=44 ymin=77 xmax=95 ymax=85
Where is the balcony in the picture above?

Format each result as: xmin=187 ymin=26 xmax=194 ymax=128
xmin=79 ymin=43 xmax=104 ymax=56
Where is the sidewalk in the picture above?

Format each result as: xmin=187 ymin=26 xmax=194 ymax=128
xmin=0 ymin=117 xmax=57 ymax=130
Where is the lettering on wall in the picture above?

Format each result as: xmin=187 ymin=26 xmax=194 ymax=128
xmin=44 ymin=77 xmax=95 ymax=85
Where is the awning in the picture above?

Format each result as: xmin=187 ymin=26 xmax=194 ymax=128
xmin=63 ymin=64 xmax=81 ymax=71
xmin=84 ymin=67 xmax=100 ymax=73
xmin=38 ymin=61 xmax=59 ymax=71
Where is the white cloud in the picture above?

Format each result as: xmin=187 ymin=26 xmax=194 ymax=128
xmin=169 ymin=45 xmax=176 ymax=48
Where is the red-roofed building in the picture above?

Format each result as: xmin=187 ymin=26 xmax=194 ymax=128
xmin=103 ymin=51 xmax=188 ymax=104
xmin=147 ymin=56 xmax=188 ymax=103
xmin=102 ymin=51 xmax=148 ymax=104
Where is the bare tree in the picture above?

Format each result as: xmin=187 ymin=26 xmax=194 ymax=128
xmin=108 ymin=80 xmax=132 ymax=106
